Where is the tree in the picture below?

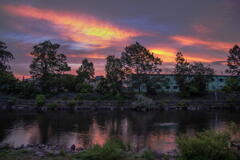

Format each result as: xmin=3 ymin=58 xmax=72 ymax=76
xmin=174 ymin=52 xmax=214 ymax=97
xmin=0 ymin=41 xmax=14 ymax=73
xmin=121 ymin=42 xmax=163 ymax=92
xmin=226 ymin=45 xmax=240 ymax=75
xmin=29 ymin=40 xmax=71 ymax=79
xmin=174 ymin=52 xmax=191 ymax=94
xmin=105 ymin=56 xmax=125 ymax=95
xmin=189 ymin=62 xmax=214 ymax=96
xmin=76 ymin=59 xmax=95 ymax=82
xmin=0 ymin=41 xmax=17 ymax=93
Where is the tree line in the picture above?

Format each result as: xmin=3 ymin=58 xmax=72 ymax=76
xmin=0 ymin=40 xmax=240 ymax=99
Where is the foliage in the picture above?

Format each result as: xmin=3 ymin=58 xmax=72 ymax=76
xmin=0 ymin=41 xmax=14 ymax=73
xmin=225 ymin=94 xmax=239 ymax=107
xmin=177 ymin=130 xmax=237 ymax=160
xmin=142 ymin=150 xmax=155 ymax=160
xmin=29 ymin=41 xmax=71 ymax=92
xmin=75 ymin=82 xmax=93 ymax=93
xmin=47 ymin=102 xmax=58 ymax=109
xmin=75 ymin=139 xmax=126 ymax=160
xmin=222 ymin=77 xmax=240 ymax=93
xmin=132 ymin=95 xmax=155 ymax=110
xmin=226 ymin=45 xmax=240 ymax=75
xmin=121 ymin=42 xmax=163 ymax=92
xmin=67 ymin=100 xmax=77 ymax=107
xmin=174 ymin=52 xmax=214 ymax=97
xmin=35 ymin=94 xmax=46 ymax=107
xmin=30 ymin=40 xmax=71 ymax=79
xmin=16 ymin=80 xmax=39 ymax=99
xmin=177 ymin=100 xmax=189 ymax=110
xmin=76 ymin=59 xmax=95 ymax=82
xmin=0 ymin=72 xmax=17 ymax=93
xmin=105 ymin=56 xmax=125 ymax=95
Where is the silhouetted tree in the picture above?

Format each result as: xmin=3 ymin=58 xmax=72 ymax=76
xmin=0 ymin=41 xmax=17 ymax=93
xmin=174 ymin=52 xmax=191 ymax=94
xmin=226 ymin=45 xmax=240 ymax=75
xmin=29 ymin=41 xmax=70 ymax=93
xmin=174 ymin=52 xmax=214 ymax=97
xmin=0 ymin=41 xmax=14 ymax=73
xmin=29 ymin=40 xmax=71 ymax=79
xmin=105 ymin=56 xmax=125 ymax=95
xmin=76 ymin=59 xmax=95 ymax=82
xmin=121 ymin=42 xmax=163 ymax=92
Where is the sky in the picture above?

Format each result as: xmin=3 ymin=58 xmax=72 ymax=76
xmin=0 ymin=0 xmax=240 ymax=78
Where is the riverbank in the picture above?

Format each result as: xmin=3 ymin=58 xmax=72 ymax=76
xmin=0 ymin=143 xmax=177 ymax=160
xmin=1 ymin=98 xmax=240 ymax=112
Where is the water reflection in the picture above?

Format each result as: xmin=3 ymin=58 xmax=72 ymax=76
xmin=0 ymin=111 xmax=240 ymax=153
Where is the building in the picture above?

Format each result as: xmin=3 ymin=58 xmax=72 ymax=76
xmin=130 ymin=74 xmax=232 ymax=93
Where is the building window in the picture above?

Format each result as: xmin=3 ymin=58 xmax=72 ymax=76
xmin=166 ymin=86 xmax=170 ymax=89
xmin=173 ymin=86 xmax=178 ymax=89
xmin=219 ymin=78 xmax=224 ymax=82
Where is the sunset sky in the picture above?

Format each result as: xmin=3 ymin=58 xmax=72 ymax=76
xmin=0 ymin=0 xmax=240 ymax=78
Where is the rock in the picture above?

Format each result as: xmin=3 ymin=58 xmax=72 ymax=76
xmin=35 ymin=151 xmax=45 ymax=157
xmin=71 ymin=144 xmax=76 ymax=151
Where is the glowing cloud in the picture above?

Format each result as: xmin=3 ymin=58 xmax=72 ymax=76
xmin=68 ymin=53 xmax=106 ymax=59
xmin=151 ymin=48 xmax=221 ymax=63
xmin=4 ymin=5 xmax=140 ymax=49
xmin=171 ymin=36 xmax=236 ymax=52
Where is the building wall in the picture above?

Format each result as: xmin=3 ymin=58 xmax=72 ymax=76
xmin=133 ymin=74 xmax=230 ymax=93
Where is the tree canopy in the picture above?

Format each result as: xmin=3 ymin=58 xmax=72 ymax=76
xmin=76 ymin=58 xmax=95 ymax=82
xmin=226 ymin=45 xmax=240 ymax=76
xmin=105 ymin=56 xmax=125 ymax=95
xmin=29 ymin=40 xmax=71 ymax=79
xmin=0 ymin=41 xmax=14 ymax=73
xmin=121 ymin=42 xmax=162 ymax=74
xmin=121 ymin=42 xmax=163 ymax=92
xmin=174 ymin=52 xmax=214 ymax=97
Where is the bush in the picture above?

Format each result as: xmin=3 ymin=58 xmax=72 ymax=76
xmin=177 ymin=130 xmax=237 ymax=160
xmin=35 ymin=94 xmax=46 ymax=107
xmin=142 ymin=149 xmax=155 ymax=160
xmin=177 ymin=100 xmax=189 ymax=109
xmin=67 ymin=100 xmax=77 ymax=107
xmin=46 ymin=103 xmax=57 ymax=109
xmin=132 ymin=95 xmax=155 ymax=110
xmin=75 ymin=139 xmax=126 ymax=160
xmin=75 ymin=83 xmax=93 ymax=93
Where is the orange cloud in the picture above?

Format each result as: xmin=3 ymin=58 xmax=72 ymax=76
xmin=171 ymin=35 xmax=236 ymax=52
xmin=150 ymin=48 xmax=222 ymax=63
xmin=68 ymin=53 xmax=106 ymax=59
xmin=4 ymin=5 xmax=141 ymax=49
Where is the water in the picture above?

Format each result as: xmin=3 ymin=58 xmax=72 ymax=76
xmin=0 ymin=110 xmax=240 ymax=153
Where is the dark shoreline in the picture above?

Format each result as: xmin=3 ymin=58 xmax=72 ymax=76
xmin=1 ymin=99 xmax=240 ymax=112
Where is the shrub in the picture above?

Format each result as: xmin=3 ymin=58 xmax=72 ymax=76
xmin=35 ymin=94 xmax=46 ymax=107
xmin=67 ymin=100 xmax=77 ymax=107
xmin=75 ymin=83 xmax=93 ymax=93
xmin=177 ymin=130 xmax=237 ymax=160
xmin=75 ymin=139 xmax=126 ymax=160
xmin=177 ymin=100 xmax=189 ymax=109
xmin=142 ymin=149 xmax=155 ymax=160
xmin=46 ymin=103 xmax=57 ymax=109
xmin=132 ymin=95 xmax=155 ymax=110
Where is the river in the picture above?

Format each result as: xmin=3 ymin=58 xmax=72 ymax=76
xmin=0 ymin=110 xmax=240 ymax=153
